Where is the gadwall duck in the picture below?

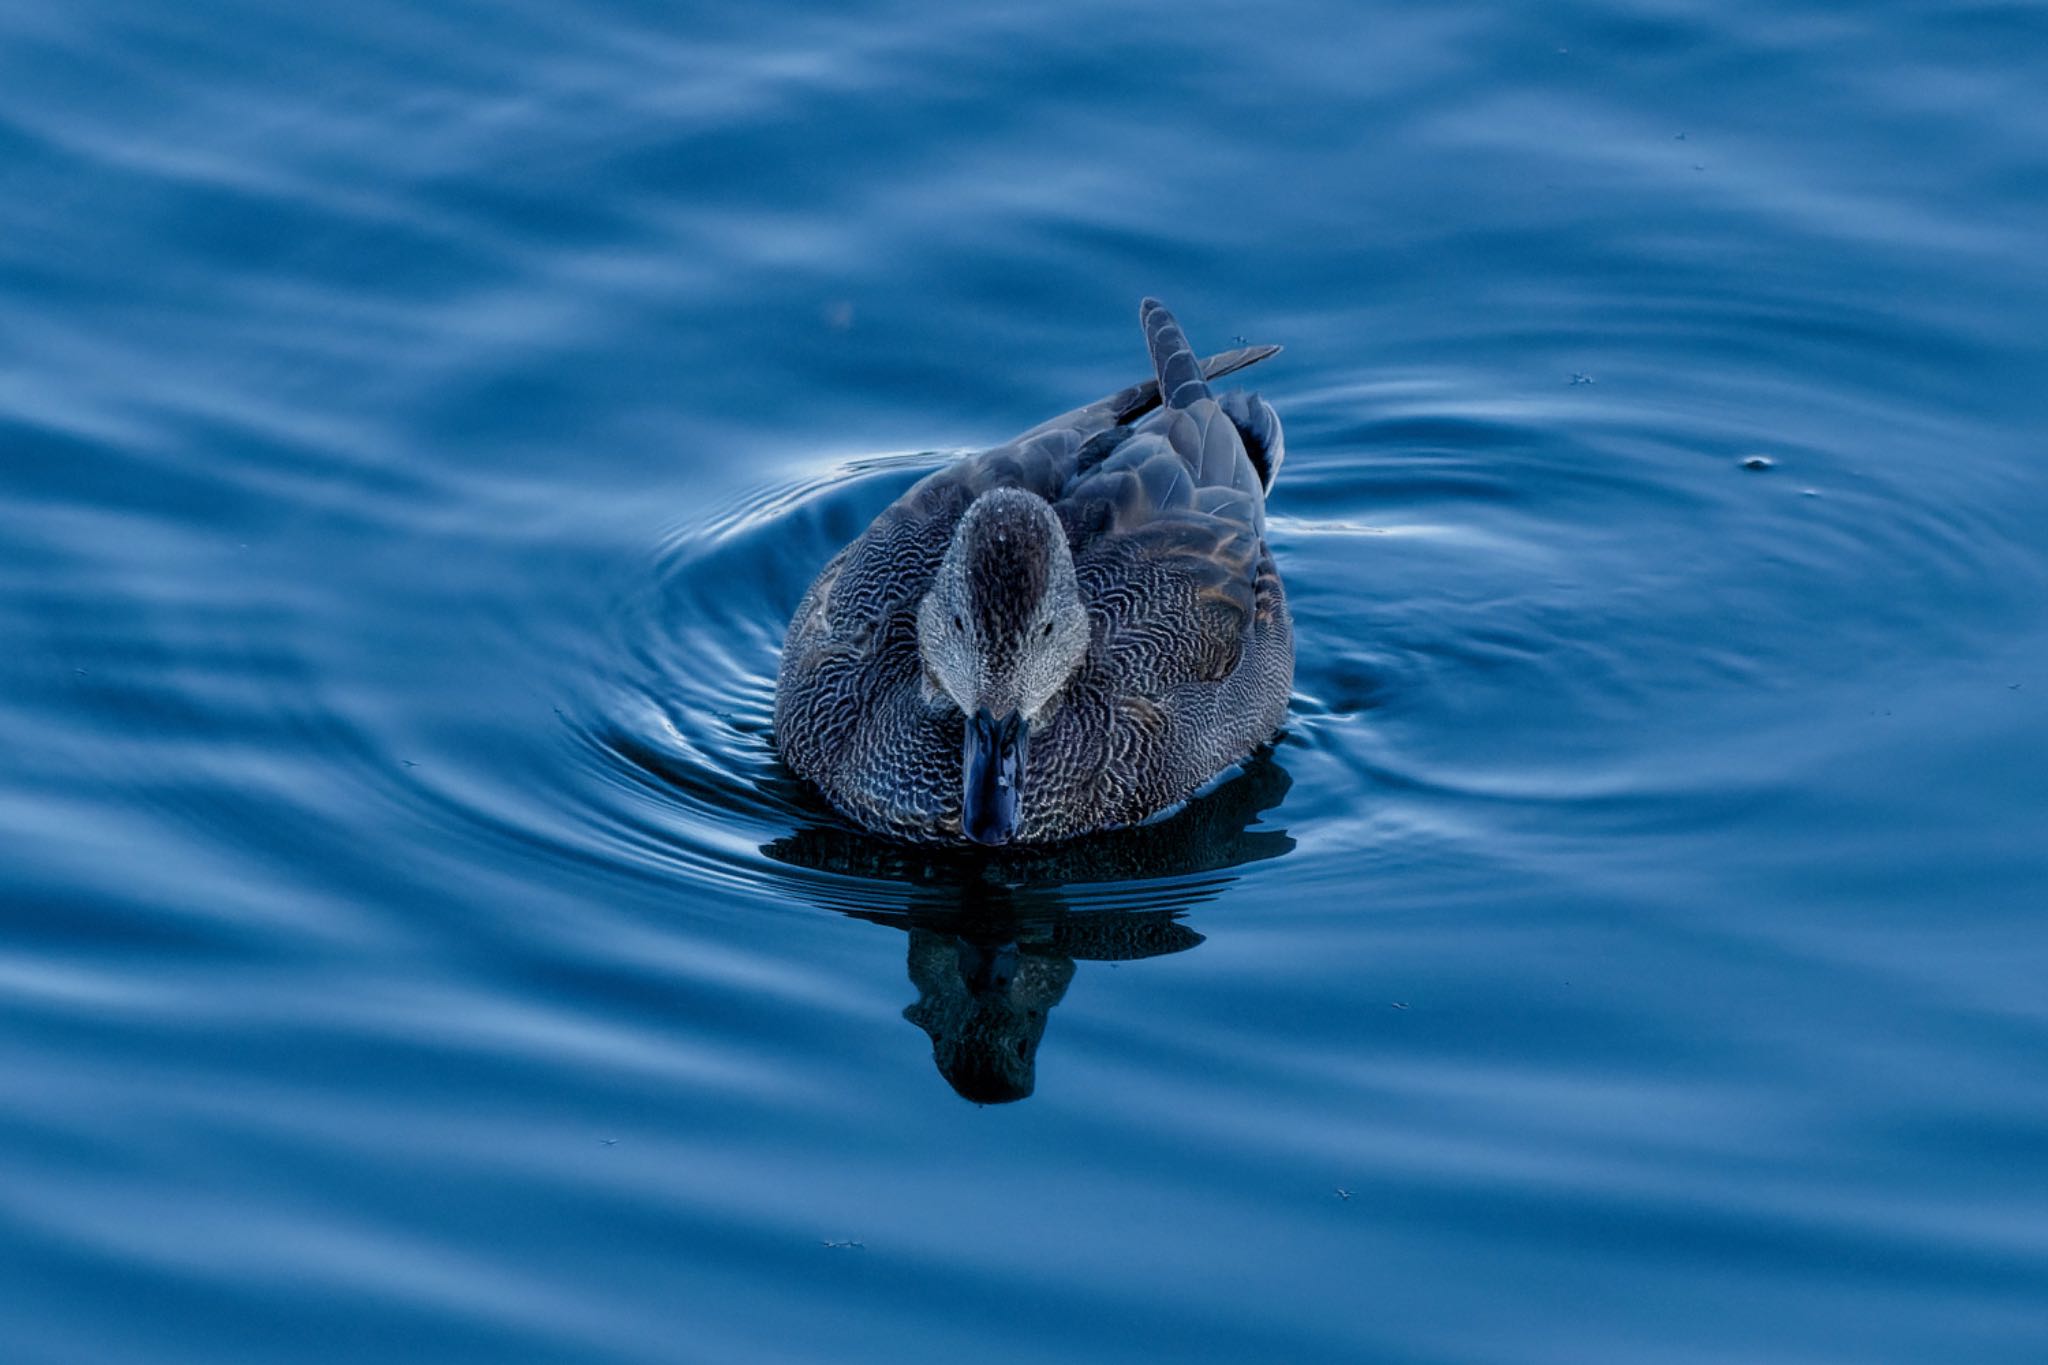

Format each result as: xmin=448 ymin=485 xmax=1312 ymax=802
xmin=774 ymin=299 xmax=1292 ymax=845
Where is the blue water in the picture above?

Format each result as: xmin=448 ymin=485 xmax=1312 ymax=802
xmin=4 ymin=1 xmax=2047 ymax=1360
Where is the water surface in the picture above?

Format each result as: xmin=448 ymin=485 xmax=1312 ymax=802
xmin=3 ymin=1 xmax=2047 ymax=1361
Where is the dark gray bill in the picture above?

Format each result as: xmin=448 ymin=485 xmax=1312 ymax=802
xmin=961 ymin=707 xmax=1028 ymax=845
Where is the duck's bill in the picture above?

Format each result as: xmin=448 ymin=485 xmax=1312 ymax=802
xmin=962 ymin=708 xmax=1029 ymax=845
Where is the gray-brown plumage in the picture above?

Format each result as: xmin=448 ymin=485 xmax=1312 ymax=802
xmin=774 ymin=299 xmax=1292 ymax=845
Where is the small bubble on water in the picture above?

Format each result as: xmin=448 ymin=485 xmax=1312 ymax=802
xmin=1741 ymin=455 xmax=1775 ymax=471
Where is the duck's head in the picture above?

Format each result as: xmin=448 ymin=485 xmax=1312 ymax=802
xmin=917 ymin=488 xmax=1091 ymax=845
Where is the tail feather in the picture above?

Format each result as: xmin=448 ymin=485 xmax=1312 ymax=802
xmin=1104 ymin=343 xmax=1280 ymax=426
xmin=1141 ymin=298 xmax=1209 ymax=410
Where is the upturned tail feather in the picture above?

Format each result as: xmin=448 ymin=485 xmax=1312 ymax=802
xmin=1140 ymin=297 xmax=1209 ymax=411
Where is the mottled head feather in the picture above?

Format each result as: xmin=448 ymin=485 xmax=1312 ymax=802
xmin=961 ymin=493 xmax=1056 ymax=645
xmin=916 ymin=487 xmax=1091 ymax=723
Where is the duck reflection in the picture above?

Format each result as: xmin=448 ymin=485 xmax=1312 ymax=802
xmin=763 ymin=753 xmax=1293 ymax=1103
xmin=851 ymin=885 xmax=1209 ymax=1104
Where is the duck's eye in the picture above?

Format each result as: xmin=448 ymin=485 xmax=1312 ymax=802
xmin=1040 ymin=622 xmax=1053 ymax=638
xmin=952 ymin=614 xmax=964 ymax=631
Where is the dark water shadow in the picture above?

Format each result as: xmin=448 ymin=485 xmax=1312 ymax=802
xmin=763 ymin=753 xmax=1294 ymax=1103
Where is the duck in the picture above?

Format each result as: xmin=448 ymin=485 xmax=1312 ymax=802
xmin=774 ymin=298 xmax=1292 ymax=846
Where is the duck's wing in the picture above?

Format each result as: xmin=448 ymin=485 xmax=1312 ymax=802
xmin=1057 ymin=300 xmax=1279 ymax=684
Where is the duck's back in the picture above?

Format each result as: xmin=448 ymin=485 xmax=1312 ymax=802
xmin=1026 ymin=301 xmax=1293 ymax=832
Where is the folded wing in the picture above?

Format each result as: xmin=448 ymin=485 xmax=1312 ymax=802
xmin=1059 ymin=300 xmax=1275 ymax=685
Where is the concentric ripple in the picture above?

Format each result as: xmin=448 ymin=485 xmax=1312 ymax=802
xmin=523 ymin=345 xmax=2031 ymax=936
